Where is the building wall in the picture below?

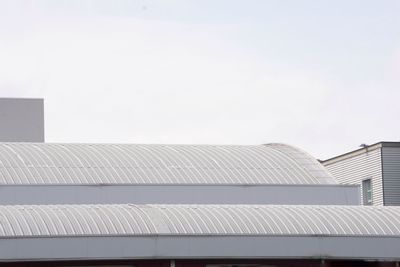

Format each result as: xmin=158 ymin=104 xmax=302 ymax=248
xmin=382 ymin=146 xmax=400 ymax=206
xmin=0 ymin=98 xmax=44 ymax=142
xmin=323 ymin=148 xmax=384 ymax=206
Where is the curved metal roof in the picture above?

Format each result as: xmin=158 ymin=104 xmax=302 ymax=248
xmin=1 ymin=204 xmax=399 ymax=237
xmin=0 ymin=143 xmax=335 ymax=185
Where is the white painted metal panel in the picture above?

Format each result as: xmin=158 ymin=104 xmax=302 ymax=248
xmin=0 ymin=184 xmax=360 ymax=205
xmin=0 ymin=143 xmax=336 ymax=185
xmin=1 ymin=236 xmax=400 ymax=261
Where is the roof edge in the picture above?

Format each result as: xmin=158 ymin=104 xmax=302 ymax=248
xmin=321 ymin=142 xmax=400 ymax=165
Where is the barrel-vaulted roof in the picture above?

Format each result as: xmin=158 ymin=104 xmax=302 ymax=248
xmin=2 ymin=204 xmax=400 ymax=261
xmin=0 ymin=143 xmax=335 ymax=185
xmin=1 ymin=204 xmax=399 ymax=237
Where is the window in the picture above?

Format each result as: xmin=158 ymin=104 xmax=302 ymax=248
xmin=362 ymin=179 xmax=373 ymax=205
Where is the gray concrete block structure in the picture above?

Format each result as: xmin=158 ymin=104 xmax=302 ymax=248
xmin=0 ymin=98 xmax=44 ymax=142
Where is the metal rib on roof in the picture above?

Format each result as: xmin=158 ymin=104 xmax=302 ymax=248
xmin=0 ymin=204 xmax=400 ymax=237
xmin=0 ymin=143 xmax=335 ymax=185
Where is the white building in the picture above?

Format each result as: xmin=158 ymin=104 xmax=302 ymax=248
xmin=322 ymin=142 xmax=400 ymax=206
xmin=1 ymin=100 xmax=400 ymax=266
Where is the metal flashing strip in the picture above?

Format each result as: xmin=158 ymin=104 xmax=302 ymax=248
xmin=321 ymin=142 xmax=400 ymax=166
xmin=322 ymin=143 xmax=383 ymax=165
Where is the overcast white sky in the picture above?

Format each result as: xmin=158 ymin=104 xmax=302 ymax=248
xmin=1 ymin=0 xmax=399 ymax=159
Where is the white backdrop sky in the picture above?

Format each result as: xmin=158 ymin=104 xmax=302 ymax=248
xmin=0 ymin=0 xmax=399 ymax=159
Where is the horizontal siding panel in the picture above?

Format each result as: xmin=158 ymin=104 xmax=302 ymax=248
xmin=324 ymin=148 xmax=383 ymax=206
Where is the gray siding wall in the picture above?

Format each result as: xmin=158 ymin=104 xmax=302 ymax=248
xmin=382 ymin=146 xmax=400 ymax=206
xmin=324 ymin=148 xmax=383 ymax=206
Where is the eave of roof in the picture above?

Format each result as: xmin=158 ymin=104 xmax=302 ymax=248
xmin=322 ymin=141 xmax=400 ymax=165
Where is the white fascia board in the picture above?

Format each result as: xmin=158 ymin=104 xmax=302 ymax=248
xmin=1 ymin=236 xmax=399 ymax=262
xmin=0 ymin=184 xmax=360 ymax=205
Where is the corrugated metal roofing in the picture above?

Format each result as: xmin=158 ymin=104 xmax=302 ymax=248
xmin=0 ymin=143 xmax=335 ymax=185
xmin=1 ymin=204 xmax=399 ymax=237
